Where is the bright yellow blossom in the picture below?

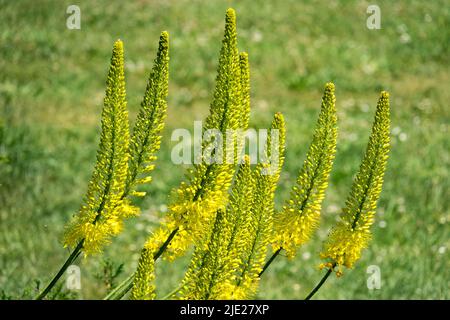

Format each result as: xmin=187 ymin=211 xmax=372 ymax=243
xmin=148 ymin=8 xmax=249 ymax=260
xmin=320 ymin=91 xmax=390 ymax=273
xmin=273 ymin=82 xmax=337 ymax=258
xmin=63 ymin=40 xmax=130 ymax=255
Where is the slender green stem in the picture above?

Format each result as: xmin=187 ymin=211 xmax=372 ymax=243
xmin=38 ymin=129 xmax=119 ymax=300
xmin=153 ymin=227 xmax=179 ymax=260
xmin=35 ymin=240 xmax=84 ymax=300
xmin=161 ymin=284 xmax=182 ymax=300
xmin=103 ymin=274 xmax=134 ymax=300
xmin=258 ymin=247 xmax=282 ymax=277
xmin=304 ymin=264 xmax=335 ymax=300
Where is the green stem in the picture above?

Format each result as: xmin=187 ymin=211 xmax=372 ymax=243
xmin=35 ymin=240 xmax=84 ymax=300
xmin=258 ymin=247 xmax=282 ymax=277
xmin=103 ymin=274 xmax=134 ymax=300
xmin=153 ymin=227 xmax=179 ymax=260
xmin=304 ymin=265 xmax=335 ymax=300
xmin=161 ymin=284 xmax=182 ymax=300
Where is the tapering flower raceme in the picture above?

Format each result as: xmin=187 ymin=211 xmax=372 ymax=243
xmin=63 ymin=40 xmax=131 ymax=255
xmin=178 ymin=156 xmax=255 ymax=300
xmin=320 ymin=91 xmax=390 ymax=275
xmin=239 ymin=52 xmax=250 ymax=130
xmin=130 ymin=14 xmax=246 ymax=299
xmin=130 ymin=220 xmax=179 ymax=300
xmin=230 ymin=169 xmax=273 ymax=298
xmin=129 ymin=220 xmax=179 ymax=300
xmin=223 ymin=113 xmax=286 ymax=299
xmin=144 ymin=8 xmax=248 ymax=260
xmin=203 ymin=8 xmax=242 ymax=133
xmin=130 ymin=246 xmax=156 ymax=300
xmin=178 ymin=210 xmax=227 ymax=300
xmin=63 ymin=33 xmax=170 ymax=256
xmin=125 ymin=31 xmax=169 ymax=199
xmin=273 ymin=82 xmax=338 ymax=258
xmin=234 ymin=51 xmax=251 ymax=157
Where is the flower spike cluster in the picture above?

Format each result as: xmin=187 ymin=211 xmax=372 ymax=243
xmin=320 ymin=91 xmax=390 ymax=275
xmin=64 ymin=33 xmax=170 ymax=256
xmin=63 ymin=40 xmax=130 ymax=255
xmin=226 ymin=113 xmax=286 ymax=299
xmin=273 ymin=82 xmax=337 ymax=258
xmin=178 ymin=112 xmax=285 ymax=300
xmin=178 ymin=156 xmax=255 ymax=300
xmin=140 ymin=8 xmax=249 ymax=261
xmin=49 ymin=7 xmax=393 ymax=301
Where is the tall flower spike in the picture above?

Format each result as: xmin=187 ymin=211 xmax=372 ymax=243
xmin=178 ymin=156 xmax=255 ymax=300
xmin=320 ymin=91 xmax=390 ymax=275
xmin=273 ymin=82 xmax=337 ymax=258
xmin=204 ymin=8 xmax=241 ymax=131
xmin=239 ymin=52 xmax=250 ymax=130
xmin=153 ymin=8 xmax=244 ymax=260
xmin=63 ymin=40 xmax=130 ymax=256
xmin=130 ymin=246 xmax=157 ymax=300
xmin=126 ymin=31 xmax=169 ymax=199
xmin=229 ymin=113 xmax=286 ymax=298
xmin=178 ymin=210 xmax=227 ymax=300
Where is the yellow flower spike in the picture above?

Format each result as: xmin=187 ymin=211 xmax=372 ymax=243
xmin=270 ymin=112 xmax=286 ymax=181
xmin=130 ymin=246 xmax=156 ymax=300
xmin=204 ymin=7 xmax=241 ymax=132
xmin=147 ymin=7 xmax=246 ymax=260
xmin=126 ymin=31 xmax=169 ymax=198
xmin=225 ymin=113 xmax=286 ymax=299
xmin=239 ymin=52 xmax=250 ymax=130
xmin=178 ymin=210 xmax=227 ymax=300
xmin=63 ymin=39 xmax=130 ymax=256
xmin=63 ymin=32 xmax=170 ymax=257
xmin=320 ymin=91 xmax=390 ymax=272
xmin=273 ymin=82 xmax=338 ymax=258
xmin=178 ymin=156 xmax=255 ymax=300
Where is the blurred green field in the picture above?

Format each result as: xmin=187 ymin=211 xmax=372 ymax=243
xmin=0 ymin=0 xmax=449 ymax=299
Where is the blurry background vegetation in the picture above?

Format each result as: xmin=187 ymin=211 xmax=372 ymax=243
xmin=0 ymin=0 xmax=448 ymax=299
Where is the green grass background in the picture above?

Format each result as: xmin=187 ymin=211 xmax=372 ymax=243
xmin=0 ymin=0 xmax=448 ymax=299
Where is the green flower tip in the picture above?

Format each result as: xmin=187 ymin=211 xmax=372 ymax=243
xmin=113 ymin=39 xmax=124 ymax=51
xmin=226 ymin=8 xmax=236 ymax=26
xmin=377 ymin=91 xmax=390 ymax=115
xmin=239 ymin=51 xmax=248 ymax=61
xmin=325 ymin=82 xmax=335 ymax=93
xmin=380 ymin=91 xmax=389 ymax=99
xmin=160 ymin=31 xmax=169 ymax=48
xmin=274 ymin=112 xmax=285 ymax=122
